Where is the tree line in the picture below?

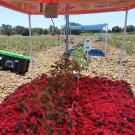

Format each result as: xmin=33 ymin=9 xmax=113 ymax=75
xmin=0 ymin=24 xmax=61 ymax=36
xmin=111 ymin=25 xmax=135 ymax=33
xmin=0 ymin=23 xmax=135 ymax=36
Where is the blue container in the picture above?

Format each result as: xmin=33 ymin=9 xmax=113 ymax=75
xmin=88 ymin=49 xmax=105 ymax=57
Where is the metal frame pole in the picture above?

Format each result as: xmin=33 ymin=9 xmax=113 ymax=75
xmin=104 ymin=24 xmax=108 ymax=55
xmin=65 ymin=15 xmax=69 ymax=52
xmin=101 ymin=27 xmax=104 ymax=51
xmin=119 ymin=10 xmax=128 ymax=79
xmin=28 ymin=14 xmax=33 ymax=79
xmin=60 ymin=26 xmax=63 ymax=53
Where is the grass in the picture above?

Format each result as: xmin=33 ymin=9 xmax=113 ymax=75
xmin=80 ymin=32 xmax=94 ymax=36
xmin=109 ymin=34 xmax=135 ymax=55
xmin=0 ymin=34 xmax=134 ymax=56
xmin=0 ymin=35 xmax=60 ymax=55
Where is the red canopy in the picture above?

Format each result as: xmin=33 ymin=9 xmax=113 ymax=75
xmin=0 ymin=0 xmax=135 ymax=15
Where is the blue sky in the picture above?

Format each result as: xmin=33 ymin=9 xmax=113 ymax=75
xmin=0 ymin=6 xmax=135 ymax=30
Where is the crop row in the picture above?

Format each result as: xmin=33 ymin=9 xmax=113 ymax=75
xmin=109 ymin=34 xmax=135 ymax=55
xmin=0 ymin=35 xmax=60 ymax=55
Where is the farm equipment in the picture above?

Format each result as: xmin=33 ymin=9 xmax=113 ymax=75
xmin=0 ymin=50 xmax=31 ymax=74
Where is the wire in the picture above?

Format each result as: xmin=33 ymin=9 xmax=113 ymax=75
xmin=51 ymin=18 xmax=55 ymax=28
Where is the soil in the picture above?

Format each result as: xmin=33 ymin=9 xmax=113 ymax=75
xmin=0 ymin=36 xmax=135 ymax=103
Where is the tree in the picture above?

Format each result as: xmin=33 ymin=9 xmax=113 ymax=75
xmin=14 ymin=26 xmax=26 ymax=35
xmin=32 ymin=28 xmax=44 ymax=35
xmin=126 ymin=25 xmax=135 ymax=32
xmin=14 ymin=26 xmax=29 ymax=36
xmin=112 ymin=26 xmax=122 ymax=32
xmin=0 ymin=24 xmax=13 ymax=35
xmin=21 ymin=28 xmax=29 ymax=36
xmin=69 ymin=22 xmax=82 ymax=26
xmin=49 ymin=25 xmax=60 ymax=35
xmin=43 ymin=29 xmax=48 ymax=35
xmin=49 ymin=25 xmax=53 ymax=33
xmin=55 ymin=28 xmax=61 ymax=35
xmin=108 ymin=29 xmax=112 ymax=33
xmin=71 ymin=29 xmax=81 ymax=35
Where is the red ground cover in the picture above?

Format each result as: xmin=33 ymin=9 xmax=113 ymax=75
xmin=0 ymin=74 xmax=135 ymax=135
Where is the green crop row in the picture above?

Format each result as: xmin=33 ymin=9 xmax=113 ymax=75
xmin=0 ymin=35 xmax=60 ymax=55
xmin=109 ymin=34 xmax=135 ymax=55
xmin=71 ymin=42 xmax=88 ymax=71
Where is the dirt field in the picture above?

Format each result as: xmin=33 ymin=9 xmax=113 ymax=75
xmin=0 ymin=36 xmax=135 ymax=102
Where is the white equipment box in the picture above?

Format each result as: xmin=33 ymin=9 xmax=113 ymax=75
xmin=84 ymin=37 xmax=92 ymax=53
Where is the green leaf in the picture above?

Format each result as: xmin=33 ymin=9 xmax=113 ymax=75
xmin=67 ymin=121 xmax=72 ymax=129
xmin=58 ymin=130 xmax=62 ymax=135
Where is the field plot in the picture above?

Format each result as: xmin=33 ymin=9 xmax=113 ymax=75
xmin=0 ymin=35 xmax=82 ymax=102
xmin=0 ymin=34 xmax=135 ymax=135
xmin=0 ymin=34 xmax=135 ymax=102
xmin=0 ymin=74 xmax=135 ymax=134
xmin=82 ymin=34 xmax=135 ymax=91
xmin=110 ymin=34 xmax=135 ymax=55
xmin=0 ymin=35 xmax=60 ymax=54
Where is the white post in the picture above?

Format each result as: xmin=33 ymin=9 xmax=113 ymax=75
xmin=28 ymin=14 xmax=33 ymax=80
xmin=104 ymin=24 xmax=108 ymax=55
xmin=60 ymin=26 xmax=64 ymax=53
xmin=119 ymin=10 xmax=128 ymax=79
xmin=65 ymin=15 xmax=69 ymax=52
xmin=69 ymin=27 xmax=71 ymax=40
xmin=101 ymin=28 xmax=104 ymax=51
